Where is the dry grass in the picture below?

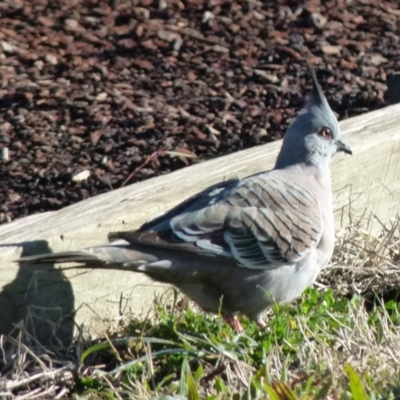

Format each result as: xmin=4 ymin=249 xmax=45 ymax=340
xmin=324 ymin=211 xmax=400 ymax=299
xmin=1 ymin=213 xmax=400 ymax=399
xmin=0 ymin=327 xmax=75 ymax=398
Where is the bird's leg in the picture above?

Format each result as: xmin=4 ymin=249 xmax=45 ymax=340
xmin=249 ymin=313 xmax=267 ymax=329
xmin=223 ymin=314 xmax=243 ymax=333
xmin=257 ymin=320 xmax=267 ymax=329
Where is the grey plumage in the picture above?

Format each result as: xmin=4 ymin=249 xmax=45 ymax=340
xmin=19 ymin=59 xmax=352 ymax=332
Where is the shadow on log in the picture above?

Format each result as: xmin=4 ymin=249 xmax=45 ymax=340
xmin=0 ymin=240 xmax=75 ymax=349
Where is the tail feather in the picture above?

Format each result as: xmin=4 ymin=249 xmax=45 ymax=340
xmin=16 ymin=229 xmax=220 ymax=282
xmin=17 ymin=228 xmax=222 ymax=269
xmin=17 ymin=243 xmax=171 ymax=276
xmin=18 ymin=251 xmax=100 ymax=265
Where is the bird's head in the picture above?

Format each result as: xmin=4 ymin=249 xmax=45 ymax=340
xmin=276 ymin=63 xmax=352 ymax=169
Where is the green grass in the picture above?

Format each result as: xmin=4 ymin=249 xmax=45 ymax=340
xmin=72 ymin=286 xmax=400 ymax=399
xmin=3 ymin=216 xmax=400 ymax=399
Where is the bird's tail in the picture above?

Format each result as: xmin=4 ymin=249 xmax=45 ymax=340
xmin=17 ymin=238 xmax=169 ymax=274
xmin=18 ymin=250 xmax=102 ymax=265
xmin=17 ymin=230 xmax=222 ymax=281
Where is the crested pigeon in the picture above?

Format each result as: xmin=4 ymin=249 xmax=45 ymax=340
xmin=19 ymin=63 xmax=352 ymax=332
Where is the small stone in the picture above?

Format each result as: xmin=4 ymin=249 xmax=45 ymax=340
xmin=309 ymin=12 xmax=327 ymax=29
xmin=9 ymin=192 xmax=21 ymax=202
xmin=133 ymin=7 xmax=150 ymax=20
xmin=23 ymin=92 xmax=34 ymax=101
xmin=321 ymin=45 xmax=341 ymax=55
xmin=257 ymin=128 xmax=268 ymax=137
xmin=0 ymin=147 xmax=9 ymax=161
xmin=212 ymin=44 xmax=229 ymax=53
xmin=363 ymin=54 xmax=388 ymax=67
xmin=38 ymin=16 xmax=55 ymax=27
xmin=157 ymin=0 xmax=167 ymax=9
xmin=229 ymin=23 xmax=241 ymax=34
xmin=44 ymin=53 xmax=58 ymax=65
xmin=325 ymin=21 xmax=343 ymax=30
xmin=202 ymin=11 xmax=215 ymax=23
xmin=142 ymin=39 xmax=157 ymax=50
xmin=118 ymin=38 xmax=137 ymax=49
xmin=252 ymin=11 xmax=265 ymax=21
xmin=132 ymin=59 xmax=154 ymax=70
xmin=95 ymin=92 xmax=108 ymax=102
xmin=71 ymin=170 xmax=91 ymax=182
xmin=172 ymin=37 xmax=183 ymax=51
xmin=1 ymin=41 xmax=14 ymax=53
xmin=157 ymin=29 xmax=181 ymax=43
xmin=34 ymin=60 xmax=44 ymax=70
xmin=65 ymin=19 xmax=80 ymax=30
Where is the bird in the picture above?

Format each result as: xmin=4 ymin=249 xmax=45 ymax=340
xmin=19 ymin=62 xmax=352 ymax=333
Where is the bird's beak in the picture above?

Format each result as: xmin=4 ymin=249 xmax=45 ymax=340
xmin=336 ymin=140 xmax=352 ymax=155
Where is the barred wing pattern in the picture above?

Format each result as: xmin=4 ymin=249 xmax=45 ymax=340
xmin=169 ymin=173 xmax=323 ymax=270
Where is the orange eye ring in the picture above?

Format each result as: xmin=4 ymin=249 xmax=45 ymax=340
xmin=319 ymin=127 xmax=333 ymax=139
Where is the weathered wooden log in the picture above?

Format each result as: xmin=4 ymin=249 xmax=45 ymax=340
xmin=1 ymin=104 xmax=400 ymax=345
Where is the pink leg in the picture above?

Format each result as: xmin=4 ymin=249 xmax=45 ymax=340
xmin=224 ymin=315 xmax=244 ymax=333
xmin=257 ymin=319 xmax=267 ymax=328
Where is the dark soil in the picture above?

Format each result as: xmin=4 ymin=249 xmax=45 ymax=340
xmin=0 ymin=0 xmax=399 ymax=223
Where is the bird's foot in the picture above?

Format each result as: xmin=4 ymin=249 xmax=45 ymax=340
xmin=257 ymin=319 xmax=267 ymax=329
xmin=224 ymin=315 xmax=243 ymax=333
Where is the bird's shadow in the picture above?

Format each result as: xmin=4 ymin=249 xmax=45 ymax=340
xmin=0 ymin=240 xmax=75 ymax=350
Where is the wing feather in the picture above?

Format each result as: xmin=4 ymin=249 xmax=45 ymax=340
xmin=117 ymin=171 xmax=323 ymax=271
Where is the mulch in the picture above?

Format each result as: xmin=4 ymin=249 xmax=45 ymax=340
xmin=0 ymin=0 xmax=399 ymax=223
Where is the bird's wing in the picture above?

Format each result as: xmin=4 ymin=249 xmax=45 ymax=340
xmin=111 ymin=172 xmax=323 ymax=270
xmin=138 ymin=178 xmax=240 ymax=232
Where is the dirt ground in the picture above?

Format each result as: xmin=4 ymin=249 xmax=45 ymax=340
xmin=0 ymin=0 xmax=399 ymax=223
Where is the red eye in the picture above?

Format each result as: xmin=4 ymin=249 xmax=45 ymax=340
xmin=319 ymin=127 xmax=333 ymax=139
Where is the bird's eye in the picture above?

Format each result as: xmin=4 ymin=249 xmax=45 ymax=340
xmin=318 ymin=127 xmax=333 ymax=139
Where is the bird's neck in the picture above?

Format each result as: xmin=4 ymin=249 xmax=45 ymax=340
xmin=274 ymin=144 xmax=332 ymax=196
xmin=274 ymin=142 xmax=330 ymax=173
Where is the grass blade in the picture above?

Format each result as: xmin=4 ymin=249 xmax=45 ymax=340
xmin=344 ymin=364 xmax=370 ymax=400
